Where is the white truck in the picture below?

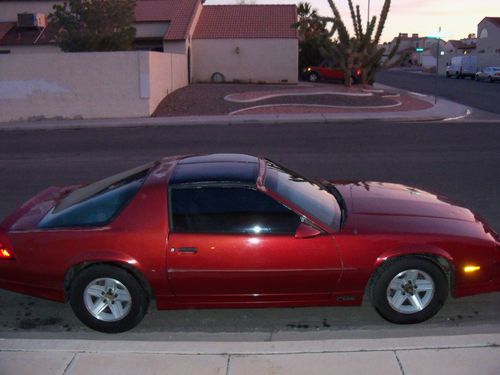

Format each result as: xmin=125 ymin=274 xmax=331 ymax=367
xmin=446 ymin=56 xmax=478 ymax=79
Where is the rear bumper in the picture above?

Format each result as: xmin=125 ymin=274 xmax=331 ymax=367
xmin=0 ymin=277 xmax=64 ymax=302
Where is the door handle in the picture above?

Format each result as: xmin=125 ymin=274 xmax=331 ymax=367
xmin=178 ymin=247 xmax=198 ymax=254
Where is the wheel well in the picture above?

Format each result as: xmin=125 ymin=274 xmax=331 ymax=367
xmin=64 ymin=262 xmax=154 ymax=301
xmin=365 ymin=254 xmax=455 ymax=300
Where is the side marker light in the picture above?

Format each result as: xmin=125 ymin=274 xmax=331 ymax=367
xmin=463 ymin=265 xmax=480 ymax=273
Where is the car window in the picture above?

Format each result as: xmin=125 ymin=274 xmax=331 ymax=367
xmin=38 ymin=167 xmax=150 ymax=228
xmin=264 ymin=161 xmax=340 ymax=229
xmin=170 ymin=186 xmax=301 ymax=234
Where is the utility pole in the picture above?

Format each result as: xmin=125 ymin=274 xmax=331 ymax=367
xmin=367 ymin=0 xmax=371 ymax=28
xmin=435 ymin=26 xmax=441 ymax=104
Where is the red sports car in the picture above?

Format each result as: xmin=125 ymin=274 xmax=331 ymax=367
xmin=1 ymin=154 xmax=499 ymax=333
xmin=303 ymin=61 xmax=362 ymax=84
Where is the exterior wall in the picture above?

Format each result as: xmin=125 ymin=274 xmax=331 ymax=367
xmin=148 ymin=52 xmax=187 ymax=113
xmin=134 ymin=22 xmax=170 ymax=39
xmin=477 ymin=19 xmax=500 ymax=68
xmin=192 ymin=38 xmax=298 ymax=83
xmin=0 ymin=1 xmax=61 ymax=22
xmin=0 ymin=45 xmax=60 ymax=54
xmin=163 ymin=40 xmax=187 ymax=54
xmin=0 ymin=51 xmax=188 ymax=122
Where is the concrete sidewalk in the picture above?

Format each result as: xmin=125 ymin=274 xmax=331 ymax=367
xmin=0 ymin=90 xmax=473 ymax=132
xmin=1 ymin=334 xmax=499 ymax=375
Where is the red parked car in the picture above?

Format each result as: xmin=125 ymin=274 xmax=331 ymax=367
xmin=1 ymin=154 xmax=499 ymax=333
xmin=303 ymin=61 xmax=362 ymax=84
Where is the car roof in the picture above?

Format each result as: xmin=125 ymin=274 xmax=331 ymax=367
xmin=169 ymin=153 xmax=260 ymax=185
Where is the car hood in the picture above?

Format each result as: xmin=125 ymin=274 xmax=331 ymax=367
xmin=347 ymin=182 xmax=475 ymax=221
xmin=330 ymin=181 xmax=494 ymax=238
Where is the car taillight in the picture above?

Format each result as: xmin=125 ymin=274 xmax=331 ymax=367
xmin=0 ymin=242 xmax=14 ymax=260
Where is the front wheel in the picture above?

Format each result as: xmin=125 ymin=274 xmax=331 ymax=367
xmin=370 ymin=258 xmax=448 ymax=324
xmin=308 ymin=72 xmax=319 ymax=82
xmin=69 ymin=265 xmax=149 ymax=333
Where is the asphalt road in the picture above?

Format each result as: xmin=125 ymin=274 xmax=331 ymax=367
xmin=377 ymin=69 xmax=500 ymax=114
xmin=0 ymin=121 xmax=499 ymax=340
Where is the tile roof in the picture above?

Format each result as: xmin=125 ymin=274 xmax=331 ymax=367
xmin=0 ymin=23 xmax=58 ymax=46
xmin=134 ymin=0 xmax=178 ymax=22
xmin=483 ymin=17 xmax=500 ymax=27
xmin=448 ymin=40 xmax=476 ymax=50
xmin=193 ymin=5 xmax=298 ymax=39
xmin=0 ymin=22 xmax=15 ymax=41
xmin=135 ymin=0 xmax=200 ymax=40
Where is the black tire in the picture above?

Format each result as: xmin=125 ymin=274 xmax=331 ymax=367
xmin=488 ymin=76 xmax=493 ymax=83
xmin=69 ymin=265 xmax=149 ymax=333
xmin=370 ymin=258 xmax=448 ymax=324
xmin=308 ymin=72 xmax=319 ymax=82
xmin=475 ymin=75 xmax=480 ymax=81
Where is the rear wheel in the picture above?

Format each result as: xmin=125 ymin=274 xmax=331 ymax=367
xmin=69 ymin=265 xmax=149 ymax=333
xmin=488 ymin=76 xmax=493 ymax=83
xmin=370 ymin=258 xmax=448 ymax=324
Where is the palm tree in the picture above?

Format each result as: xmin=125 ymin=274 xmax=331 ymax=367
xmin=294 ymin=2 xmax=329 ymax=70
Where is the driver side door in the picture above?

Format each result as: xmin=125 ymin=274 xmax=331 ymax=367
xmin=166 ymin=185 xmax=342 ymax=304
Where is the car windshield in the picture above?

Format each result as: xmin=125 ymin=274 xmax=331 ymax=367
xmin=263 ymin=161 xmax=340 ymax=229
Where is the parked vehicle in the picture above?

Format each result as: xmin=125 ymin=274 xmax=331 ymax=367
xmin=303 ymin=61 xmax=361 ymax=84
xmin=1 ymin=154 xmax=499 ymax=332
xmin=475 ymin=67 xmax=500 ymax=82
xmin=446 ymin=56 xmax=478 ymax=79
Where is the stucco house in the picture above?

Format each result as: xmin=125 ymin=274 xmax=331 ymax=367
xmin=476 ymin=17 xmax=500 ymax=67
xmin=444 ymin=40 xmax=476 ymax=55
xmin=192 ymin=5 xmax=298 ymax=84
xmin=0 ymin=0 xmax=298 ymax=83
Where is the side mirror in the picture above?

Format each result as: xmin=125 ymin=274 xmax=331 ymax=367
xmin=295 ymin=222 xmax=322 ymax=239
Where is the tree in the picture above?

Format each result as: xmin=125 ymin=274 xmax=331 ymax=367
xmin=49 ymin=0 xmax=136 ymax=52
xmin=321 ymin=0 xmax=403 ymax=86
xmin=294 ymin=2 xmax=330 ymax=70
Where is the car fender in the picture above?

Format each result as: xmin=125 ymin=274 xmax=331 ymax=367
xmin=374 ymin=244 xmax=454 ymax=269
xmin=67 ymin=249 xmax=143 ymax=270
xmin=64 ymin=249 xmax=170 ymax=299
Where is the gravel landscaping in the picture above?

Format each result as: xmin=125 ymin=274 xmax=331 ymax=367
xmin=152 ymin=83 xmax=432 ymax=117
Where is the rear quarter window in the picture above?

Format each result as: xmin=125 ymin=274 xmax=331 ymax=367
xmin=38 ymin=167 xmax=150 ymax=229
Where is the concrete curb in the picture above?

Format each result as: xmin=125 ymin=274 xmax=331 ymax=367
xmin=1 ymin=334 xmax=498 ymax=355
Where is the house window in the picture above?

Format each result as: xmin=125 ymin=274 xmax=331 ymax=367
xmin=479 ymin=28 xmax=488 ymax=38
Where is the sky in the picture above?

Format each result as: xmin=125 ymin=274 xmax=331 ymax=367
xmin=205 ymin=0 xmax=495 ymax=43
